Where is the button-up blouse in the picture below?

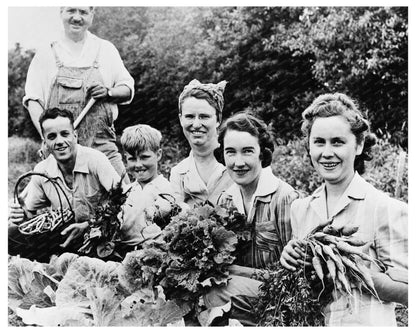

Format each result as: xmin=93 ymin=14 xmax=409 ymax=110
xmin=219 ymin=167 xmax=300 ymax=268
xmin=290 ymin=172 xmax=408 ymax=326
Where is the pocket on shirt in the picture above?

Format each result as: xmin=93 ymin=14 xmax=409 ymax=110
xmin=255 ymin=230 xmax=280 ymax=253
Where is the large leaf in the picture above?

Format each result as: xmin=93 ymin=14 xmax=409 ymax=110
xmin=86 ymin=286 xmax=124 ymax=326
xmin=110 ymin=288 xmax=185 ymax=326
xmin=8 ymin=256 xmax=58 ymax=311
xmin=197 ymin=301 xmax=232 ymax=326
xmin=55 ymin=256 xmax=124 ymax=308
xmin=15 ymin=304 xmax=92 ymax=326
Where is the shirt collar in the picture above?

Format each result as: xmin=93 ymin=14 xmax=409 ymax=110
xmin=176 ymin=151 xmax=227 ymax=175
xmin=310 ymin=172 xmax=366 ymax=222
xmin=41 ymin=144 xmax=88 ymax=182
xmin=311 ymin=172 xmax=366 ymax=200
xmin=225 ymin=166 xmax=280 ymax=212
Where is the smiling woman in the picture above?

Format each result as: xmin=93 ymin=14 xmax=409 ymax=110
xmin=280 ymin=93 xmax=408 ymax=326
xmin=169 ymin=79 xmax=233 ymax=206
xmin=203 ymin=112 xmax=300 ymax=325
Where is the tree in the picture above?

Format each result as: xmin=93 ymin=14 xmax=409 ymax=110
xmin=8 ymin=44 xmax=37 ymax=138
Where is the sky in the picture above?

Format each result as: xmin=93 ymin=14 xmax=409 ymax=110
xmin=8 ymin=7 xmax=62 ymax=50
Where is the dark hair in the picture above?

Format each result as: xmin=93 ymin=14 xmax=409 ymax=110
xmin=301 ymin=93 xmax=377 ymax=174
xmin=218 ymin=111 xmax=274 ymax=167
xmin=39 ymin=108 xmax=75 ymax=134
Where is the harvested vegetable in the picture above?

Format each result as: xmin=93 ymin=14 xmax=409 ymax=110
xmin=78 ymin=179 xmax=130 ymax=260
xmin=255 ymin=223 xmax=383 ymax=326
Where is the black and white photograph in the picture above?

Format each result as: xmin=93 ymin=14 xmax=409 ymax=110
xmin=6 ymin=1 xmax=411 ymax=327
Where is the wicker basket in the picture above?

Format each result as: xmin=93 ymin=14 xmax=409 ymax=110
xmin=9 ymin=172 xmax=76 ymax=262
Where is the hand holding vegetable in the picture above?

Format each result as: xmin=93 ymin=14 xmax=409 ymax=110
xmin=280 ymin=239 xmax=308 ymax=271
xmin=61 ymin=221 xmax=89 ymax=248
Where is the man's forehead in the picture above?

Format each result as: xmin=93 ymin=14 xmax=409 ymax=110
xmin=43 ymin=117 xmax=73 ymax=131
xmin=61 ymin=7 xmax=93 ymax=13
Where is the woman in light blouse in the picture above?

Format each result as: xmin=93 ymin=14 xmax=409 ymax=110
xmin=280 ymin=93 xmax=408 ymax=326
xmin=170 ymin=79 xmax=233 ymax=207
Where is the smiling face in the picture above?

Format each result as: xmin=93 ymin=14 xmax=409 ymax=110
xmin=309 ymin=115 xmax=364 ymax=188
xmin=179 ymin=97 xmax=219 ymax=150
xmin=42 ymin=116 xmax=78 ymax=164
xmin=60 ymin=7 xmax=93 ymax=39
xmin=125 ymin=149 xmax=161 ymax=187
xmin=223 ymin=130 xmax=262 ymax=190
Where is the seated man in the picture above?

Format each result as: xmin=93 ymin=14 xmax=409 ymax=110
xmin=9 ymin=107 xmax=121 ymax=262
xmin=118 ymin=124 xmax=175 ymax=253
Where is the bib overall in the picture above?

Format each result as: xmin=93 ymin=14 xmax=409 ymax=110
xmin=46 ymin=41 xmax=126 ymax=178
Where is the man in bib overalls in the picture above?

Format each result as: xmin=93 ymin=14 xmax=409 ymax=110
xmin=23 ymin=7 xmax=134 ymax=181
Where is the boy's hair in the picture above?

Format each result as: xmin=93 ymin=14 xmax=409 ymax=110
xmin=39 ymin=107 xmax=75 ymax=134
xmin=120 ymin=124 xmax=162 ymax=155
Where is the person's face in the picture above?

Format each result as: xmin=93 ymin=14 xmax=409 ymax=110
xmin=179 ymin=97 xmax=219 ymax=149
xmin=309 ymin=115 xmax=364 ymax=187
xmin=42 ymin=116 xmax=78 ymax=164
xmin=125 ymin=149 xmax=162 ymax=186
xmin=224 ymin=130 xmax=263 ymax=189
xmin=61 ymin=7 xmax=93 ymax=38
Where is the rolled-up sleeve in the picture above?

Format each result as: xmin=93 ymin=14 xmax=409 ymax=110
xmin=374 ymin=197 xmax=408 ymax=284
xmin=23 ymin=50 xmax=50 ymax=109
xmin=106 ymin=42 xmax=134 ymax=104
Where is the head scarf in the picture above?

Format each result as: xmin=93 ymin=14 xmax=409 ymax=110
xmin=178 ymin=79 xmax=227 ymax=121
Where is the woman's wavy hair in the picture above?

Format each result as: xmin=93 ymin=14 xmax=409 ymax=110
xmin=217 ymin=111 xmax=274 ymax=168
xmin=301 ymin=92 xmax=377 ymax=174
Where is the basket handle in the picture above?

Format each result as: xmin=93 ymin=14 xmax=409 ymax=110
xmin=14 ymin=171 xmax=74 ymax=223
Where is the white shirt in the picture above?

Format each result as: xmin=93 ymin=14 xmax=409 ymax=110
xmin=23 ymin=31 xmax=134 ymax=120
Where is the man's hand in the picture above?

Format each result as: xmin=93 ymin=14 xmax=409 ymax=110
xmin=9 ymin=202 xmax=25 ymax=225
xmin=280 ymin=239 xmax=308 ymax=271
xmin=60 ymin=221 xmax=89 ymax=248
xmin=86 ymin=82 xmax=110 ymax=100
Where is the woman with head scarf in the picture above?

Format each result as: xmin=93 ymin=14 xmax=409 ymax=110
xmin=170 ymin=79 xmax=233 ymax=207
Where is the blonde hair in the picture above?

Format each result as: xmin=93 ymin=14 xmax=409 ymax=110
xmin=121 ymin=124 xmax=162 ymax=154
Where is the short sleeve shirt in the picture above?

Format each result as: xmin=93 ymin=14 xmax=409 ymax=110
xmin=23 ymin=145 xmax=121 ymax=222
xmin=23 ymin=31 xmax=134 ymax=120
xmin=120 ymin=175 xmax=173 ymax=245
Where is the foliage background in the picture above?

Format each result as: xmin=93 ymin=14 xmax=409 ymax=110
xmin=8 ymin=6 xmax=408 ymax=200
xmin=9 ymin=7 xmax=407 ymax=146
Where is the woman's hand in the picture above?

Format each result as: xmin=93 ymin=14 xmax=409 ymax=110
xmin=371 ymin=270 xmax=408 ymax=306
xmin=280 ymin=239 xmax=308 ymax=271
xmin=60 ymin=221 xmax=89 ymax=248
xmin=229 ymin=264 xmax=256 ymax=278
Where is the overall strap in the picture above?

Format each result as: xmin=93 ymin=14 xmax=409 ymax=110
xmin=50 ymin=41 xmax=64 ymax=68
xmin=92 ymin=40 xmax=102 ymax=68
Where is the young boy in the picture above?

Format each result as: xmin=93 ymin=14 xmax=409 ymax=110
xmin=118 ymin=124 xmax=174 ymax=250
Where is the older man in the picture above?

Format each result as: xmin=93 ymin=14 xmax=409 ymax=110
xmin=9 ymin=107 xmax=121 ymax=262
xmin=23 ymin=7 xmax=134 ymax=178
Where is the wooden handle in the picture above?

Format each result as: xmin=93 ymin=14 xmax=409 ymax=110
xmin=74 ymin=98 xmax=96 ymax=129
